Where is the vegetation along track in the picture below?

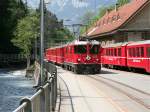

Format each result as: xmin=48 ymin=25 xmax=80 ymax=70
xmin=87 ymin=75 xmax=150 ymax=109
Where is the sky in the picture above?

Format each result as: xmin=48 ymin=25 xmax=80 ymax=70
xmin=27 ymin=0 xmax=117 ymax=24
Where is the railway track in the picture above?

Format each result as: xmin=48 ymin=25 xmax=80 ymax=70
xmin=87 ymin=75 xmax=150 ymax=109
xmin=75 ymin=75 xmax=93 ymax=112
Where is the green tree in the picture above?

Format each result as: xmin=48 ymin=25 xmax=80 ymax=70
xmin=0 ymin=0 xmax=27 ymax=53
xmin=80 ymin=11 xmax=95 ymax=25
xmin=117 ymin=0 xmax=130 ymax=6
xmin=55 ymin=28 xmax=74 ymax=43
xmin=12 ymin=11 xmax=39 ymax=69
xmin=43 ymin=9 xmax=74 ymax=48
xmin=80 ymin=11 xmax=96 ymax=34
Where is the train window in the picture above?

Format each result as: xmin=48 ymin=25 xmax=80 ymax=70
xmin=70 ymin=47 xmax=72 ymax=54
xmin=107 ymin=49 xmax=109 ymax=56
xmin=110 ymin=49 xmax=112 ymax=56
xmin=130 ymin=48 xmax=132 ymax=57
xmin=74 ymin=45 xmax=87 ymax=54
xmin=133 ymin=48 xmax=136 ymax=57
xmin=66 ymin=48 xmax=68 ymax=54
xmin=114 ymin=49 xmax=117 ymax=56
xmin=147 ymin=47 xmax=150 ymax=57
xmin=141 ymin=47 xmax=144 ymax=57
xmin=128 ymin=49 xmax=131 ymax=57
xmin=136 ymin=47 xmax=140 ymax=57
xmin=118 ymin=48 xmax=121 ymax=56
xmin=131 ymin=48 xmax=133 ymax=57
xmin=72 ymin=47 xmax=74 ymax=53
xmin=111 ymin=49 xmax=113 ymax=56
xmin=107 ymin=49 xmax=108 ymax=56
xmin=90 ymin=45 xmax=99 ymax=54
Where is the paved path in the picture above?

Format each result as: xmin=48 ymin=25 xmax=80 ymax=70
xmin=57 ymin=67 xmax=126 ymax=112
xmin=56 ymin=67 xmax=150 ymax=112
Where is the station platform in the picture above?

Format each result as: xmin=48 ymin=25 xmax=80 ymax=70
xmin=54 ymin=66 xmax=150 ymax=112
xmin=55 ymin=67 xmax=126 ymax=112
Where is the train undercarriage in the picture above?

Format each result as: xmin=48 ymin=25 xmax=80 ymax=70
xmin=64 ymin=63 xmax=101 ymax=74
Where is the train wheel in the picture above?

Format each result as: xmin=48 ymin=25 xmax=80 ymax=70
xmin=67 ymin=65 xmax=69 ymax=71
xmin=75 ymin=68 xmax=80 ymax=74
xmin=72 ymin=67 xmax=75 ymax=72
xmin=63 ymin=65 xmax=66 ymax=70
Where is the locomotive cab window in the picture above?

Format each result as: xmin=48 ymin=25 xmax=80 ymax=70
xmin=90 ymin=45 xmax=99 ymax=54
xmin=74 ymin=45 xmax=87 ymax=54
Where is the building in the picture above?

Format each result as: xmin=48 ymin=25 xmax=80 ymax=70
xmin=86 ymin=0 xmax=150 ymax=46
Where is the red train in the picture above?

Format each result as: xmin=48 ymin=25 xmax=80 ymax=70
xmin=101 ymin=40 xmax=150 ymax=73
xmin=45 ymin=40 xmax=102 ymax=74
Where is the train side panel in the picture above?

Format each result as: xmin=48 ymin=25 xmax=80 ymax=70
xmin=127 ymin=43 xmax=150 ymax=72
xmin=101 ymin=44 xmax=127 ymax=68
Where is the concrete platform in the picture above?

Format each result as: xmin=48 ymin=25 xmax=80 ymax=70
xmin=55 ymin=67 xmax=125 ymax=112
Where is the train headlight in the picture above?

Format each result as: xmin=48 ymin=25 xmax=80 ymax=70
xmin=77 ymin=58 xmax=81 ymax=62
xmin=96 ymin=59 xmax=99 ymax=62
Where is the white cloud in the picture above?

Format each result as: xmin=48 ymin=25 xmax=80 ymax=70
xmin=72 ymin=0 xmax=89 ymax=8
xmin=51 ymin=0 xmax=89 ymax=11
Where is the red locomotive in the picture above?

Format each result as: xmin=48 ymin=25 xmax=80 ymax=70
xmin=45 ymin=40 xmax=101 ymax=74
xmin=101 ymin=40 xmax=150 ymax=73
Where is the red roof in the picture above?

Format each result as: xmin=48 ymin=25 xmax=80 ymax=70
xmin=87 ymin=0 xmax=150 ymax=37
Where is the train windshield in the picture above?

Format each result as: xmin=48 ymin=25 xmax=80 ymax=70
xmin=90 ymin=45 xmax=99 ymax=54
xmin=74 ymin=45 xmax=87 ymax=54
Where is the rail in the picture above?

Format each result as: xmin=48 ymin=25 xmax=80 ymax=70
xmin=13 ymin=62 xmax=57 ymax=112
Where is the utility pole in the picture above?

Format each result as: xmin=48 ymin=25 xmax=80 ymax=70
xmin=94 ymin=0 xmax=96 ymax=14
xmin=40 ymin=0 xmax=44 ymax=85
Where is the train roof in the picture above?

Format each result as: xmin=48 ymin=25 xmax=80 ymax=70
xmin=102 ymin=42 xmax=128 ymax=48
xmin=70 ymin=40 xmax=100 ymax=45
xmin=46 ymin=40 xmax=100 ymax=50
xmin=127 ymin=40 xmax=150 ymax=46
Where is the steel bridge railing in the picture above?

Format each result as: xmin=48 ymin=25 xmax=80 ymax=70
xmin=13 ymin=62 xmax=57 ymax=112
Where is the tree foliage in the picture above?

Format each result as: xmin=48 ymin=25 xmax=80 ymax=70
xmin=12 ymin=11 xmax=39 ymax=56
xmin=117 ymin=0 xmax=131 ymax=6
xmin=0 ymin=0 xmax=27 ymax=53
xmin=44 ymin=9 xmax=74 ymax=48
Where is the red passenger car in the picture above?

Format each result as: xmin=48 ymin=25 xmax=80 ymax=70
xmin=45 ymin=48 xmax=57 ymax=63
xmin=101 ymin=40 xmax=150 ymax=73
xmin=101 ymin=43 xmax=128 ymax=68
xmin=56 ymin=47 xmax=64 ymax=66
xmin=127 ymin=40 xmax=150 ymax=73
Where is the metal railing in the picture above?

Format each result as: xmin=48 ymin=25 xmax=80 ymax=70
xmin=13 ymin=62 xmax=57 ymax=112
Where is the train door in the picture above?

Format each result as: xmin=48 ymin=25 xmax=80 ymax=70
xmin=147 ymin=46 xmax=150 ymax=72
